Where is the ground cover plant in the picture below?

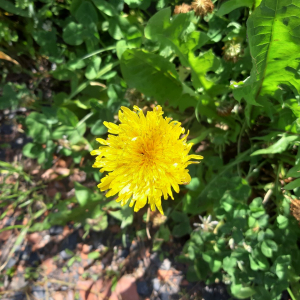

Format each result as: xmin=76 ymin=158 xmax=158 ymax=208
xmin=1 ymin=0 xmax=300 ymax=299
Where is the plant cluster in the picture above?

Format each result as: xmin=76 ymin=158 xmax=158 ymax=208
xmin=1 ymin=0 xmax=300 ymax=299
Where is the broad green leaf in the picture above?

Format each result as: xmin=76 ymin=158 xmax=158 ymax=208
xmin=120 ymin=206 xmax=134 ymax=229
xmin=52 ymin=123 xmax=86 ymax=145
xmin=121 ymin=49 xmax=197 ymax=111
xmin=41 ymin=107 xmax=58 ymax=126
xmin=87 ymin=214 xmax=108 ymax=231
xmin=255 ymin=0 xmax=262 ymax=7
xmin=75 ymin=1 xmax=98 ymax=26
xmin=234 ymin=0 xmax=300 ymax=104
xmin=92 ymin=0 xmax=118 ymax=16
xmin=156 ymin=0 xmax=170 ymax=9
xmin=202 ymin=253 xmax=222 ymax=273
xmin=145 ymin=8 xmax=218 ymax=92
xmin=217 ymin=0 xmax=254 ymax=16
xmin=145 ymin=8 xmax=193 ymax=47
xmin=251 ymin=135 xmax=298 ymax=156
xmin=32 ymin=29 xmax=61 ymax=61
xmin=186 ymin=178 xmax=200 ymax=191
xmin=25 ymin=112 xmax=50 ymax=143
xmin=261 ymin=240 xmax=278 ymax=258
xmin=250 ymin=248 xmax=270 ymax=271
xmin=22 ymin=143 xmax=43 ymax=159
xmin=85 ymin=56 xmax=102 ymax=80
xmin=159 ymin=225 xmax=171 ymax=242
xmin=91 ymin=120 xmax=107 ymax=135
xmin=108 ymin=15 xmax=142 ymax=41
xmin=57 ymin=107 xmax=79 ymax=127
xmin=52 ymin=67 xmax=74 ymax=81
xmin=0 ymin=84 xmax=19 ymax=109
xmin=284 ymin=178 xmax=300 ymax=190
xmin=188 ymin=50 xmax=221 ymax=91
xmin=286 ymin=164 xmax=300 ymax=178
xmin=70 ymin=0 xmax=82 ymax=16
xmin=109 ymin=205 xmax=134 ymax=228
xmin=231 ymin=284 xmax=256 ymax=299
xmin=271 ymin=255 xmax=291 ymax=280
xmin=223 ymin=257 xmax=237 ymax=275
xmin=0 ymin=0 xmax=30 ymax=17
xmin=277 ymin=215 xmax=289 ymax=229
xmin=74 ymin=182 xmax=92 ymax=207
xmin=171 ymin=211 xmax=192 ymax=237
xmin=63 ymin=22 xmax=85 ymax=46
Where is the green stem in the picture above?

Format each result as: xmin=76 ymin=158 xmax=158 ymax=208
xmin=287 ymin=287 xmax=296 ymax=300
xmin=237 ymin=120 xmax=247 ymax=177
xmin=80 ymin=45 xmax=116 ymax=61
xmin=76 ymin=111 xmax=94 ymax=128
xmin=246 ymin=159 xmax=267 ymax=181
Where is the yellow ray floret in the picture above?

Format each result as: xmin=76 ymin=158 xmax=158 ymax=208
xmin=91 ymin=105 xmax=203 ymax=215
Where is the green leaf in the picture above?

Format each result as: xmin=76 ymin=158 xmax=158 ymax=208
xmin=124 ymin=0 xmax=151 ymax=9
xmin=249 ymin=249 xmax=269 ymax=271
xmin=284 ymin=178 xmax=300 ymax=190
xmin=234 ymin=0 xmax=300 ymax=104
xmin=217 ymin=0 xmax=254 ymax=16
xmin=85 ymin=56 xmax=102 ymax=80
xmin=70 ymin=0 xmax=82 ymax=16
xmin=251 ymin=135 xmax=298 ymax=156
xmin=75 ymin=1 xmax=98 ymax=26
xmin=52 ymin=66 xmax=74 ymax=81
xmin=120 ymin=209 xmax=134 ymax=229
xmin=25 ymin=112 xmax=50 ymax=143
xmin=0 ymin=84 xmax=19 ymax=109
xmin=186 ymin=178 xmax=200 ymax=191
xmin=159 ymin=225 xmax=171 ymax=242
xmin=0 ymin=0 xmax=30 ymax=17
xmin=271 ymin=255 xmax=291 ymax=280
xmin=276 ymin=215 xmax=288 ymax=229
xmin=92 ymin=0 xmax=118 ymax=16
xmin=52 ymin=123 xmax=86 ymax=145
xmin=261 ymin=240 xmax=278 ymax=258
xmin=286 ymin=164 xmax=300 ymax=178
xmin=109 ymin=205 xmax=134 ymax=228
xmin=231 ymin=284 xmax=256 ymax=299
xmin=202 ymin=253 xmax=222 ymax=273
xmin=88 ymin=251 xmax=101 ymax=260
xmin=223 ymin=256 xmax=237 ymax=275
xmin=171 ymin=211 xmax=192 ymax=237
xmin=108 ymin=16 xmax=134 ymax=40
xmin=63 ymin=22 xmax=85 ymax=46
xmin=121 ymin=49 xmax=198 ymax=111
xmin=74 ymin=182 xmax=93 ymax=207
xmin=145 ymin=8 xmax=217 ymax=92
xmin=22 ymin=143 xmax=43 ymax=159
xmin=91 ymin=120 xmax=107 ymax=135
xmin=57 ymin=107 xmax=79 ymax=127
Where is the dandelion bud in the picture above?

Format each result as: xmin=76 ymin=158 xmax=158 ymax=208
xmin=174 ymin=3 xmax=192 ymax=15
xmin=291 ymin=199 xmax=300 ymax=224
xmin=223 ymin=40 xmax=243 ymax=63
xmin=191 ymin=0 xmax=214 ymax=17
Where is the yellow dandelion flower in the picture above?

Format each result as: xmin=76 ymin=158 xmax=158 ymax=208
xmin=91 ymin=105 xmax=203 ymax=215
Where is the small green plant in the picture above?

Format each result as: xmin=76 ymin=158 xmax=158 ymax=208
xmin=1 ymin=0 xmax=300 ymax=298
xmin=24 ymin=267 xmax=39 ymax=280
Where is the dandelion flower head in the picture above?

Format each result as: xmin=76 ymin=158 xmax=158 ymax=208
xmin=91 ymin=105 xmax=203 ymax=214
